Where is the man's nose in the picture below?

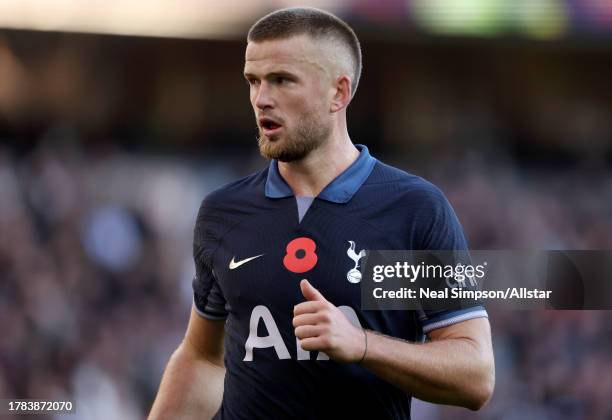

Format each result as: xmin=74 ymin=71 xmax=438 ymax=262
xmin=254 ymin=82 xmax=274 ymax=110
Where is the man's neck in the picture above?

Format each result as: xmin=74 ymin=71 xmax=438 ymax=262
xmin=278 ymin=135 xmax=360 ymax=197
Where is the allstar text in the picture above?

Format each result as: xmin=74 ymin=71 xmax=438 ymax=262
xmin=373 ymin=287 xmax=552 ymax=300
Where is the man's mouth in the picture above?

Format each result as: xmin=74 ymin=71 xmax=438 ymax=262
xmin=259 ymin=117 xmax=283 ymax=136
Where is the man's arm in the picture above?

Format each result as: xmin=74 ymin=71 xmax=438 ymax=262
xmin=362 ymin=317 xmax=494 ymax=410
xmin=148 ymin=308 xmax=226 ymax=420
xmin=294 ymin=280 xmax=494 ymax=411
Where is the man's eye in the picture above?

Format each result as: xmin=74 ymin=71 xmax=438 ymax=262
xmin=275 ymin=76 xmax=288 ymax=84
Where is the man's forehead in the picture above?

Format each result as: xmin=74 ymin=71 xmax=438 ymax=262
xmin=244 ymin=35 xmax=326 ymax=69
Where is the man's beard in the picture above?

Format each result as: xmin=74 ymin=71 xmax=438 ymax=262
xmin=258 ymin=112 xmax=331 ymax=162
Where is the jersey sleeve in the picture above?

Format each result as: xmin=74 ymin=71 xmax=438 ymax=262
xmin=192 ymin=198 xmax=229 ymax=321
xmin=416 ymin=185 xmax=488 ymax=334
xmin=418 ymin=185 xmax=468 ymax=251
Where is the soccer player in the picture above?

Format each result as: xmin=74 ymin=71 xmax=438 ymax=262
xmin=149 ymin=7 xmax=494 ymax=419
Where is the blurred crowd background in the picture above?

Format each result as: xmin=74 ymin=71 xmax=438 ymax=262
xmin=1 ymin=1 xmax=612 ymax=419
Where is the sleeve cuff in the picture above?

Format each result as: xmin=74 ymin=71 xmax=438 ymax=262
xmin=420 ymin=306 xmax=488 ymax=334
xmin=192 ymin=299 xmax=228 ymax=321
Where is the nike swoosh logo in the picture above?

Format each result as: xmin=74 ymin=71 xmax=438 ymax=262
xmin=229 ymin=254 xmax=264 ymax=270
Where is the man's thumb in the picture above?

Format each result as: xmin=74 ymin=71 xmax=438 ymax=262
xmin=300 ymin=279 xmax=326 ymax=302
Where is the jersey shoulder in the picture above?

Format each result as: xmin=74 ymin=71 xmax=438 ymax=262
xmin=360 ymin=159 xmax=467 ymax=249
xmin=364 ymin=160 xmax=449 ymax=207
xmin=202 ymin=167 xmax=268 ymax=208
xmin=193 ymin=167 xmax=269 ymax=250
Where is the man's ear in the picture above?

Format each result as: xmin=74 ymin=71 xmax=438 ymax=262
xmin=330 ymin=75 xmax=352 ymax=113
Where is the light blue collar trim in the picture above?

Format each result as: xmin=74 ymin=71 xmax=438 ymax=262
xmin=264 ymin=144 xmax=376 ymax=203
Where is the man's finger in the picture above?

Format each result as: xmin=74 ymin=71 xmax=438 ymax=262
xmin=299 ymin=337 xmax=328 ymax=352
xmin=295 ymin=325 xmax=323 ymax=339
xmin=294 ymin=300 xmax=326 ymax=316
xmin=292 ymin=313 xmax=326 ymax=328
xmin=300 ymin=279 xmax=327 ymax=302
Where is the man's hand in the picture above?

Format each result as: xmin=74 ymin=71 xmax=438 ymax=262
xmin=293 ymin=279 xmax=366 ymax=363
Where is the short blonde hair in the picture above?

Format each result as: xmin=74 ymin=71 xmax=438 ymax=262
xmin=247 ymin=7 xmax=362 ymax=99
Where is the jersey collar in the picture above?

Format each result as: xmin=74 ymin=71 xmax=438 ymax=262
xmin=265 ymin=144 xmax=376 ymax=203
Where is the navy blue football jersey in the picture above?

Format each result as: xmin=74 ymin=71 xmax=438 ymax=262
xmin=192 ymin=145 xmax=487 ymax=419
